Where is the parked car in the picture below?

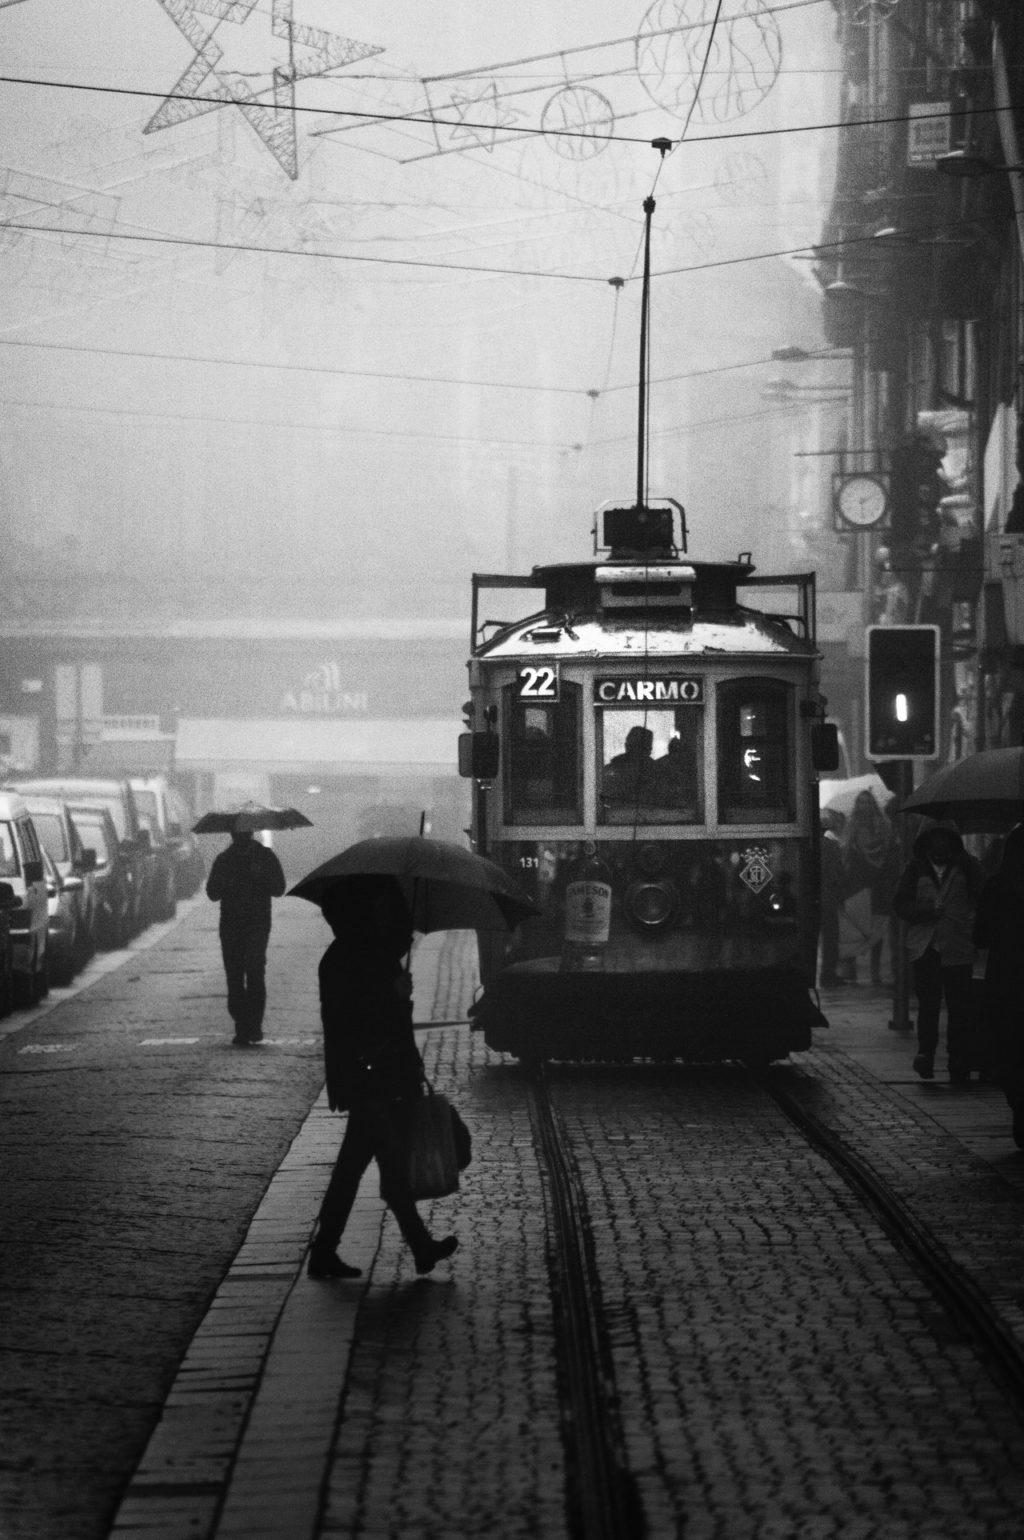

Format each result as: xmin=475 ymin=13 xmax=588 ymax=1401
xmin=8 ymin=778 xmax=150 ymax=938
xmin=17 ymin=794 xmax=97 ymax=971
xmin=134 ymin=807 xmax=177 ymax=922
xmin=41 ymin=848 xmax=82 ymax=987
xmin=130 ymin=776 xmax=205 ymax=898
xmin=66 ymin=805 xmax=134 ymax=950
xmin=0 ymin=882 xmax=17 ymax=1018
xmin=0 ymin=790 xmax=49 ymax=1006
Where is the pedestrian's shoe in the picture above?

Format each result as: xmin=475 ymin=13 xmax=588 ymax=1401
xmin=232 ymin=1034 xmax=250 ymax=1047
xmin=912 ymin=1053 xmax=934 ymax=1080
xmin=414 ymin=1235 xmax=458 ymax=1275
xmin=307 ymin=1248 xmax=361 ymax=1280
xmin=247 ymin=1027 xmax=264 ymax=1044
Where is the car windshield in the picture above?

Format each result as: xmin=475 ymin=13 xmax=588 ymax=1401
xmin=0 ymin=821 xmax=18 ymax=877
xmin=31 ymin=812 xmax=69 ymax=864
xmin=70 ymin=795 xmax=127 ymax=839
xmin=72 ymin=814 xmax=111 ymax=864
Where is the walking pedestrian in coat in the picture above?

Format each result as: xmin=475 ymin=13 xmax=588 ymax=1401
xmin=842 ymin=790 xmax=899 ymax=985
xmin=891 ymin=822 xmax=984 ymax=1084
xmin=205 ymin=830 xmax=286 ymax=1045
xmin=972 ymin=825 xmax=1024 ymax=1147
xmin=307 ymin=876 xmax=457 ymax=1280
xmin=818 ymin=808 xmax=847 ymax=988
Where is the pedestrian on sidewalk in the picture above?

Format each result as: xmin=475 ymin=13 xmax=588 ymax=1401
xmin=891 ymin=822 xmax=984 ymax=1085
xmin=818 ymin=808 xmax=847 ymax=989
xmin=972 ymin=825 xmax=1024 ymax=1147
xmin=205 ymin=830 xmax=286 ymax=1046
xmin=842 ymin=789 xmax=899 ymax=985
xmin=307 ymin=875 xmax=457 ymax=1280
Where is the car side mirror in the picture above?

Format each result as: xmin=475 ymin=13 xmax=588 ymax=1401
xmin=23 ymin=858 xmax=44 ymax=885
xmin=0 ymin=881 xmax=17 ymax=909
xmin=78 ymin=848 xmax=98 ymax=872
xmin=134 ymin=829 xmax=153 ymax=852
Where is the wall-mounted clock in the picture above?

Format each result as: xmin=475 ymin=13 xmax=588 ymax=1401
xmin=833 ymin=472 xmax=890 ymax=529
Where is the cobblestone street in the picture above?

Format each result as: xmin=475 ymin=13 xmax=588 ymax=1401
xmin=5 ymin=908 xmax=1024 ymax=1540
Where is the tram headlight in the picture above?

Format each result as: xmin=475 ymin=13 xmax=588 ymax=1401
xmin=624 ymin=878 xmax=679 ymax=931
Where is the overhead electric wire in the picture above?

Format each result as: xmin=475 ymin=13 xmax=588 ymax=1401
xmin=3 ymin=206 xmax=996 ymax=286
xmin=0 ymin=393 xmax=579 ymax=449
xmin=0 ymin=73 xmax=996 ymax=155
xmin=0 ymin=334 xmax=826 ymax=400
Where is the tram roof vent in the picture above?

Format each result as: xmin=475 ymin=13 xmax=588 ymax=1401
xmin=595 ymin=564 xmax=696 ymax=611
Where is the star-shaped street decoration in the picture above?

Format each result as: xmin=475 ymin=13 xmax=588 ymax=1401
xmin=146 ymin=0 xmax=384 ymax=179
xmin=437 ymin=80 xmax=522 ymax=154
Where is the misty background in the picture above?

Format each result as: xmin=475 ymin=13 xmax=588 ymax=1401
xmin=1 ymin=0 xmax=844 ymax=627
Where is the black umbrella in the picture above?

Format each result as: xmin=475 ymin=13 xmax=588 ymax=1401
xmin=289 ymin=835 xmax=537 ymax=932
xmin=193 ymin=801 xmax=313 ymax=834
xmin=898 ymin=747 xmax=1024 ymax=833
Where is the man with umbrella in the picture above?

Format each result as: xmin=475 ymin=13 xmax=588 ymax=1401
xmin=205 ymin=828 xmax=287 ymax=1046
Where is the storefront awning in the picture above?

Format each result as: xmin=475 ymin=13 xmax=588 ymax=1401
xmin=175 ymin=717 xmax=460 ymax=777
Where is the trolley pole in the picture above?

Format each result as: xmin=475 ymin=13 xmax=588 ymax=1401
xmin=636 ymin=195 xmax=655 ymax=512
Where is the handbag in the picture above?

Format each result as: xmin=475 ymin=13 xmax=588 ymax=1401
xmin=406 ymin=1085 xmax=461 ymax=1201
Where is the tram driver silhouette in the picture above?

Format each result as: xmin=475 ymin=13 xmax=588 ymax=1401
xmin=603 ymin=725 xmax=655 ymax=804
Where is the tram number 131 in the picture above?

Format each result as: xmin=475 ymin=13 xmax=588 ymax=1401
xmin=516 ymin=666 xmax=560 ymax=701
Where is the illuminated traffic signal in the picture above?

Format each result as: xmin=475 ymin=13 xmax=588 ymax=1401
xmin=866 ymin=625 xmax=940 ymax=760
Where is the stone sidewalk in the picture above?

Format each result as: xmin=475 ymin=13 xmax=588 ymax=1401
xmin=107 ymin=951 xmax=1024 ymax=1540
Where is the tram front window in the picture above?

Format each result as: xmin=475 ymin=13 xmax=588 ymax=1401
xmin=717 ymin=679 xmax=794 ymax=824
xmin=505 ymin=682 xmax=581 ymax=825
xmin=598 ymin=709 xmax=703 ymax=825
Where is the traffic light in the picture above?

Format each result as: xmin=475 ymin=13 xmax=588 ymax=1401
xmin=888 ymin=434 xmax=944 ymax=553
xmin=866 ymin=625 xmax=940 ymax=760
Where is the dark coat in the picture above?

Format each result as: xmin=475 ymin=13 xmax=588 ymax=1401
xmin=973 ymin=828 xmax=1024 ymax=1100
xmin=319 ymin=933 xmax=424 ymax=1113
xmin=206 ymin=838 xmax=286 ymax=932
xmin=891 ymin=826 xmax=983 ymax=964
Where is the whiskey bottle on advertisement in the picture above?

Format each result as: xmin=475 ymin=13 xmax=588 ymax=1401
xmin=562 ymin=842 xmax=612 ymax=970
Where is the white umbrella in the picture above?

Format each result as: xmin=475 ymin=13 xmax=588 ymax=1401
xmin=818 ymin=773 xmax=894 ymax=820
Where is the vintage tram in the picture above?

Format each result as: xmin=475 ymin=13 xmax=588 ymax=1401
xmin=459 ymin=500 xmax=837 ymax=1064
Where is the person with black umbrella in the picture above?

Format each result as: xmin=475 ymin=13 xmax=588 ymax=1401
xmin=306 ymin=875 xmax=457 ymax=1280
xmin=205 ymin=830 xmax=286 ymax=1046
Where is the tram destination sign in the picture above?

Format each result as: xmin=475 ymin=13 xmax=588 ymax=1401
xmin=594 ymin=676 xmax=704 ymax=704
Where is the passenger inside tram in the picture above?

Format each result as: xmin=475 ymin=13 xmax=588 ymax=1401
xmin=599 ymin=713 xmax=702 ymax=823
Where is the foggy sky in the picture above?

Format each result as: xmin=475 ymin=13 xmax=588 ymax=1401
xmin=1 ymin=0 xmax=842 ymax=619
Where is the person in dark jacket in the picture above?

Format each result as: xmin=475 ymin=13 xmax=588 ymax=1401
xmin=205 ymin=830 xmax=286 ymax=1046
xmin=972 ymin=825 xmax=1024 ymax=1147
xmin=307 ymin=876 xmax=457 ymax=1280
xmin=891 ymin=822 xmax=983 ymax=1084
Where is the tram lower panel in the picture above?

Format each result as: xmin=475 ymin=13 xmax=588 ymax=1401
xmin=476 ymin=958 xmax=815 ymax=1063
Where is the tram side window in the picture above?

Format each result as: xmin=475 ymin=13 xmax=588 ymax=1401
xmin=505 ymin=682 xmax=581 ymax=825
xmin=716 ymin=679 xmax=794 ymax=825
xmin=598 ymin=708 xmax=703 ymax=825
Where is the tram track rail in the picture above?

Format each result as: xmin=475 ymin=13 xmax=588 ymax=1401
xmin=758 ymin=1069 xmax=1024 ymax=1412
xmin=526 ymin=1067 xmax=646 ymax=1540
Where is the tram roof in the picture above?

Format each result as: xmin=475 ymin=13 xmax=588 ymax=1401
xmin=472 ymin=556 xmax=818 ymax=660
